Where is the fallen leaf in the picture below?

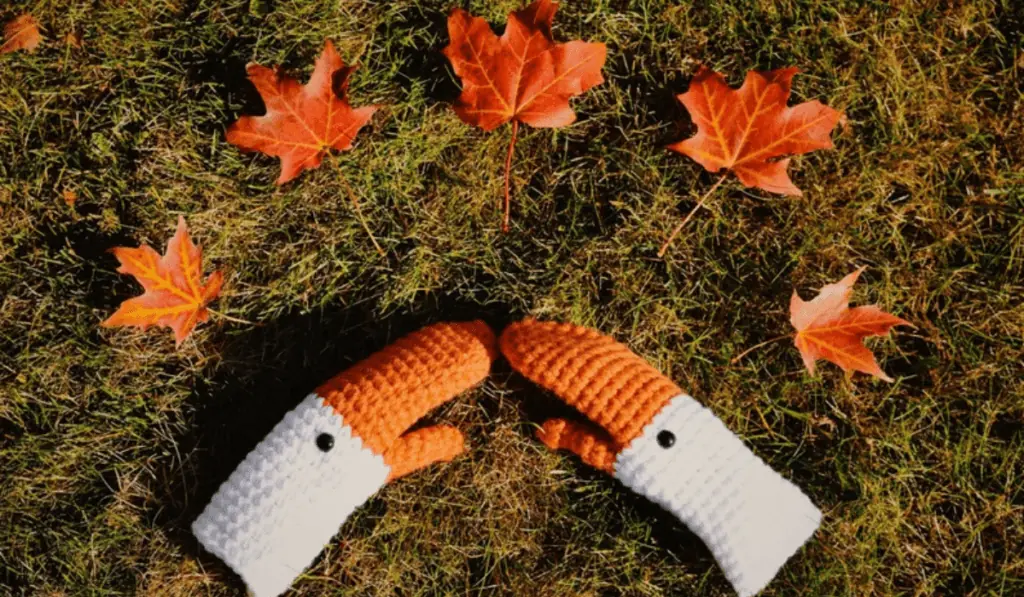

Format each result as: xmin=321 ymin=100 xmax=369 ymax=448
xmin=227 ymin=39 xmax=377 ymax=184
xmin=669 ymin=66 xmax=842 ymax=195
xmin=443 ymin=0 xmax=605 ymax=131
xmin=63 ymin=31 xmax=83 ymax=49
xmin=62 ymin=189 xmax=78 ymax=208
xmin=442 ymin=0 xmax=606 ymax=230
xmin=790 ymin=267 xmax=912 ymax=381
xmin=102 ymin=216 xmax=224 ymax=347
xmin=2 ymin=14 xmax=42 ymax=55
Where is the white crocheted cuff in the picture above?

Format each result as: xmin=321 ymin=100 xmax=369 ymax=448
xmin=192 ymin=394 xmax=389 ymax=597
xmin=614 ymin=394 xmax=821 ymax=597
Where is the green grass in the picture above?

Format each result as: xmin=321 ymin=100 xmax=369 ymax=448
xmin=1 ymin=0 xmax=1022 ymax=595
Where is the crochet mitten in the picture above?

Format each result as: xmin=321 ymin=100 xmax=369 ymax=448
xmin=193 ymin=321 xmax=497 ymax=597
xmin=501 ymin=319 xmax=820 ymax=597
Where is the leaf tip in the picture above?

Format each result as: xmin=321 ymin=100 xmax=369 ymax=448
xmin=204 ymin=269 xmax=226 ymax=301
xmin=848 ymin=265 xmax=868 ymax=284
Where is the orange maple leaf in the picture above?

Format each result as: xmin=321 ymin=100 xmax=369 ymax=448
xmin=442 ymin=0 xmax=606 ymax=230
xmin=1 ymin=14 xmax=42 ymax=55
xmin=790 ymin=267 xmax=912 ymax=382
xmin=443 ymin=0 xmax=606 ymax=131
xmin=669 ymin=66 xmax=842 ymax=195
xmin=227 ymin=40 xmax=377 ymax=185
xmin=102 ymin=216 xmax=224 ymax=347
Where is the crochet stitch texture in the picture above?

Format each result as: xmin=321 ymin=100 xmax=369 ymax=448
xmin=192 ymin=320 xmax=496 ymax=597
xmin=501 ymin=318 xmax=821 ymax=597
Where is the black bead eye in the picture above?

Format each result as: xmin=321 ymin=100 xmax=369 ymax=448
xmin=656 ymin=430 xmax=676 ymax=449
xmin=316 ymin=433 xmax=335 ymax=452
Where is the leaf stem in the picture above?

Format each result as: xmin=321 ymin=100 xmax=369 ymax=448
xmin=502 ymin=120 xmax=520 ymax=233
xmin=337 ymin=169 xmax=385 ymax=257
xmin=658 ymin=173 xmax=728 ymax=257
xmin=209 ymin=309 xmax=257 ymax=326
xmin=730 ymin=333 xmax=792 ymax=364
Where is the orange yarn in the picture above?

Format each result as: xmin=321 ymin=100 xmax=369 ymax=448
xmin=537 ymin=419 xmax=617 ymax=473
xmin=385 ymin=425 xmax=465 ymax=481
xmin=317 ymin=320 xmax=497 ymax=457
xmin=500 ymin=319 xmax=681 ymax=449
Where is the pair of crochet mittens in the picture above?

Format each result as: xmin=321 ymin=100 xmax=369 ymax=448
xmin=193 ymin=320 xmax=820 ymax=597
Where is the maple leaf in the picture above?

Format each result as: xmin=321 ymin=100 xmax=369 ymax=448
xmin=102 ymin=216 xmax=224 ymax=347
xmin=1 ymin=14 xmax=42 ymax=55
xmin=227 ymin=40 xmax=377 ymax=185
xmin=63 ymin=31 xmax=83 ymax=49
xmin=669 ymin=66 xmax=842 ymax=196
xmin=442 ymin=0 xmax=606 ymax=230
xmin=790 ymin=267 xmax=912 ymax=382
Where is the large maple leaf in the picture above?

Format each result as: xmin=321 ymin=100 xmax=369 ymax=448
xmin=790 ymin=267 xmax=911 ymax=382
xmin=1 ymin=14 xmax=42 ymax=55
xmin=669 ymin=66 xmax=841 ymax=196
xmin=102 ymin=216 xmax=224 ymax=347
xmin=227 ymin=40 xmax=377 ymax=185
xmin=442 ymin=0 xmax=606 ymax=230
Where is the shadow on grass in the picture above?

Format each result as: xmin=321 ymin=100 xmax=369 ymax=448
xmin=375 ymin=1 xmax=461 ymax=106
xmin=503 ymin=375 xmax=729 ymax=593
xmin=150 ymin=294 xmax=732 ymax=592
xmin=176 ymin=35 xmax=267 ymax=158
xmin=152 ymin=293 xmax=517 ymax=588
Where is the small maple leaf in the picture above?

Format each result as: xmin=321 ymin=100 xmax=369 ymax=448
xmin=442 ymin=0 xmax=606 ymax=230
xmin=63 ymin=31 xmax=83 ymax=49
xmin=1 ymin=14 xmax=42 ymax=55
xmin=102 ymin=216 xmax=224 ymax=347
xmin=669 ymin=66 xmax=842 ymax=195
xmin=227 ymin=40 xmax=377 ymax=185
xmin=790 ymin=267 xmax=912 ymax=382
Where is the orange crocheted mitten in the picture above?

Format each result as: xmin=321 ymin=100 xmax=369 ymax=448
xmin=193 ymin=321 xmax=497 ymax=597
xmin=501 ymin=319 xmax=820 ymax=597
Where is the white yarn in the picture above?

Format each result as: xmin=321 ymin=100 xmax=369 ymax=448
xmin=192 ymin=394 xmax=389 ymax=597
xmin=614 ymin=394 xmax=821 ymax=597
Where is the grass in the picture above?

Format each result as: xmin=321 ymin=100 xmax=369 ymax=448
xmin=1 ymin=0 xmax=1022 ymax=595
